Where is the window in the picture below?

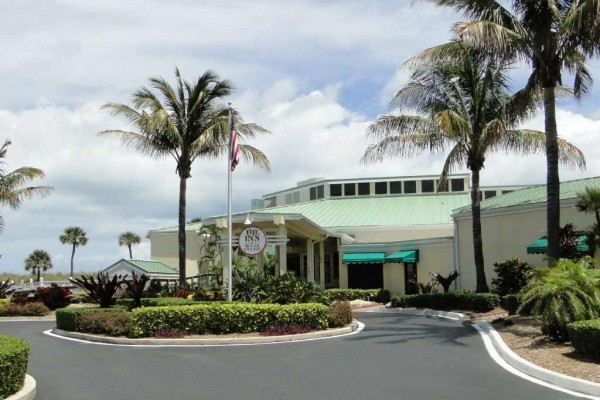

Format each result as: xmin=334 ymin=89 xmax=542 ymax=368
xmin=265 ymin=197 xmax=276 ymax=207
xmin=404 ymin=180 xmax=416 ymax=194
xmin=330 ymin=184 xmax=342 ymax=197
xmin=451 ymin=178 xmax=465 ymax=192
xmin=310 ymin=187 xmax=317 ymax=200
xmin=311 ymin=185 xmax=325 ymax=200
xmin=390 ymin=181 xmax=402 ymax=194
xmin=317 ymin=185 xmax=324 ymax=198
xmin=484 ymin=190 xmax=497 ymax=199
xmin=292 ymin=192 xmax=300 ymax=203
xmin=357 ymin=182 xmax=370 ymax=195
xmin=421 ymin=180 xmax=434 ymax=193
xmin=344 ymin=183 xmax=356 ymax=196
xmin=375 ymin=181 xmax=387 ymax=195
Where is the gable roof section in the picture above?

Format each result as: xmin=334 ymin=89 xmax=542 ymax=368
xmin=126 ymin=259 xmax=178 ymax=275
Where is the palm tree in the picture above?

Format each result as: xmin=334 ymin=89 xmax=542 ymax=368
xmin=59 ymin=226 xmax=88 ymax=276
xmin=420 ymin=0 xmax=600 ymax=261
xmin=100 ymin=68 xmax=270 ymax=288
xmin=576 ymin=187 xmax=600 ymax=226
xmin=0 ymin=140 xmax=52 ymax=232
xmin=119 ymin=231 xmax=141 ymax=259
xmin=24 ymin=249 xmax=53 ymax=282
xmin=362 ymin=43 xmax=584 ymax=292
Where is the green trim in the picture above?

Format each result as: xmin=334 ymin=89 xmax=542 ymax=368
xmin=526 ymin=236 xmax=589 ymax=255
xmin=342 ymin=252 xmax=386 ymax=264
xmin=386 ymin=250 xmax=419 ymax=263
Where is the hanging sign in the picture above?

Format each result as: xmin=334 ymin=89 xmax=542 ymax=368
xmin=238 ymin=226 xmax=267 ymax=256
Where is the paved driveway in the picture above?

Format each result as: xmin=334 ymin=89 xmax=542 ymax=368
xmin=0 ymin=313 xmax=583 ymax=400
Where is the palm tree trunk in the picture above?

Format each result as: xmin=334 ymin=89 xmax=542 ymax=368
xmin=70 ymin=244 xmax=76 ymax=277
xmin=544 ymin=86 xmax=560 ymax=264
xmin=37 ymin=268 xmax=40 ymax=282
xmin=471 ymin=169 xmax=488 ymax=292
xmin=128 ymin=245 xmax=132 ymax=259
xmin=178 ymin=174 xmax=187 ymax=289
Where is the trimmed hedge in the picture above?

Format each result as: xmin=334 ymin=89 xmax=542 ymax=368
xmin=0 ymin=334 xmax=29 ymax=398
xmin=56 ymin=307 xmax=128 ymax=332
xmin=130 ymin=303 xmax=329 ymax=338
xmin=325 ymin=288 xmax=391 ymax=303
xmin=0 ymin=302 xmax=50 ymax=316
xmin=390 ymin=291 xmax=500 ymax=312
xmin=568 ymin=319 xmax=600 ymax=361
xmin=115 ymin=297 xmax=199 ymax=310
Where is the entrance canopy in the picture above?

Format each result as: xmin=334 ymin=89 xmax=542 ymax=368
xmin=342 ymin=252 xmax=385 ymax=264
xmin=386 ymin=250 xmax=419 ymax=263
xmin=526 ymin=235 xmax=589 ymax=254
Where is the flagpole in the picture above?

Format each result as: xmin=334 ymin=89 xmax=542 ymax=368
xmin=227 ymin=103 xmax=233 ymax=302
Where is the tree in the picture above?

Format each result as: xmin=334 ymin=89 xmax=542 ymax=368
xmin=362 ymin=43 xmax=584 ymax=292
xmin=100 ymin=68 xmax=270 ymax=288
xmin=59 ymin=226 xmax=88 ymax=276
xmin=24 ymin=249 xmax=53 ymax=282
xmin=420 ymin=0 xmax=600 ymax=261
xmin=576 ymin=187 xmax=600 ymax=227
xmin=0 ymin=140 xmax=52 ymax=232
xmin=118 ymin=231 xmax=141 ymax=259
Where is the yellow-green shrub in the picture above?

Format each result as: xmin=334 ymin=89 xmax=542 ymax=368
xmin=0 ymin=334 xmax=29 ymax=398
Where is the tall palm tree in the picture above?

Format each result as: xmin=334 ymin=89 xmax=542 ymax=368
xmin=419 ymin=0 xmax=600 ymax=261
xmin=362 ymin=43 xmax=584 ymax=292
xmin=100 ymin=68 xmax=270 ymax=288
xmin=0 ymin=140 xmax=52 ymax=232
xmin=119 ymin=231 xmax=141 ymax=259
xmin=24 ymin=249 xmax=53 ymax=282
xmin=59 ymin=226 xmax=88 ymax=277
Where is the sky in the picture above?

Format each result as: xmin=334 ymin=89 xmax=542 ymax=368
xmin=1 ymin=0 xmax=600 ymax=275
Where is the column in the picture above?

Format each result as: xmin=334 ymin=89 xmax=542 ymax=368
xmin=256 ymin=252 xmax=264 ymax=272
xmin=278 ymin=224 xmax=287 ymax=275
xmin=319 ymin=240 xmax=325 ymax=289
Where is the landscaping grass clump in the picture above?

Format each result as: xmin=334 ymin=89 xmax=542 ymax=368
xmin=0 ymin=334 xmax=29 ymax=399
xmin=328 ymin=301 xmax=353 ymax=328
xmin=260 ymin=324 xmax=313 ymax=336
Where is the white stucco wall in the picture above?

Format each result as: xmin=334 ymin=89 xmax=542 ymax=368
xmin=149 ymin=231 xmax=202 ymax=278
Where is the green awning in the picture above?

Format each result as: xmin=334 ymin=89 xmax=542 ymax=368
xmin=526 ymin=235 xmax=590 ymax=255
xmin=386 ymin=250 xmax=419 ymax=263
xmin=342 ymin=252 xmax=386 ymax=264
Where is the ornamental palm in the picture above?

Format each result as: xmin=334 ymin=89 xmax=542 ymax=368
xmin=24 ymin=249 xmax=53 ymax=282
xmin=118 ymin=231 xmax=141 ymax=259
xmin=0 ymin=140 xmax=52 ymax=232
xmin=100 ymin=68 xmax=270 ymax=288
xmin=576 ymin=187 xmax=600 ymax=227
xmin=362 ymin=43 xmax=584 ymax=292
xmin=420 ymin=0 xmax=600 ymax=261
xmin=59 ymin=226 xmax=88 ymax=277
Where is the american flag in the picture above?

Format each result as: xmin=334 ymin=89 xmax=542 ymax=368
xmin=230 ymin=114 xmax=239 ymax=171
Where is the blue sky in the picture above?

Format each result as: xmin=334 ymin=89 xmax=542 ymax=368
xmin=1 ymin=0 xmax=599 ymax=275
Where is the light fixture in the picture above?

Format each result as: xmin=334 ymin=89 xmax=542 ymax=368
xmin=244 ymin=213 xmax=253 ymax=225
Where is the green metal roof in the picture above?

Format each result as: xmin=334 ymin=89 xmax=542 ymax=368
xmin=342 ymin=252 xmax=386 ymax=264
xmin=149 ymin=222 xmax=203 ymax=234
xmin=127 ymin=260 xmax=178 ymax=275
xmin=386 ymin=250 xmax=419 ymax=263
xmin=455 ymin=176 xmax=600 ymax=214
xmin=526 ymin=235 xmax=590 ymax=255
xmin=254 ymin=194 xmax=470 ymax=228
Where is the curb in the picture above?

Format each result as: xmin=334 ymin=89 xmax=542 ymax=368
xmin=50 ymin=321 xmax=360 ymax=346
xmin=356 ymin=306 xmax=464 ymax=321
xmin=6 ymin=374 xmax=36 ymax=400
xmin=477 ymin=321 xmax=600 ymax=398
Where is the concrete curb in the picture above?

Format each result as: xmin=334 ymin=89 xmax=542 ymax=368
xmin=356 ymin=306 xmax=465 ymax=321
xmin=477 ymin=321 xmax=600 ymax=398
xmin=6 ymin=374 xmax=36 ymax=400
xmin=50 ymin=320 xmax=360 ymax=346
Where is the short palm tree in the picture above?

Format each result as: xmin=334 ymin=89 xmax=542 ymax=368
xmin=118 ymin=231 xmax=141 ymax=259
xmin=0 ymin=140 xmax=52 ymax=232
xmin=100 ymin=68 xmax=270 ymax=288
xmin=24 ymin=249 xmax=53 ymax=282
xmin=420 ymin=0 xmax=600 ymax=261
xmin=576 ymin=187 xmax=600 ymax=226
xmin=362 ymin=43 xmax=584 ymax=292
xmin=59 ymin=226 xmax=88 ymax=277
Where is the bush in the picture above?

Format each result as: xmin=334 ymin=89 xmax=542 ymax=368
xmin=122 ymin=271 xmax=150 ymax=308
xmin=491 ymin=258 xmax=532 ymax=296
xmin=0 ymin=302 xmax=50 ymax=316
xmin=172 ymin=289 xmax=193 ymax=298
xmin=129 ymin=303 xmax=329 ymax=338
xmin=325 ymin=289 xmax=391 ymax=303
xmin=501 ymin=294 xmax=520 ymax=315
xmin=0 ymin=334 xmax=29 ymax=399
xmin=568 ymin=319 xmax=600 ymax=361
xmin=518 ymin=257 xmax=600 ymax=341
xmin=328 ymin=301 xmax=353 ymax=328
xmin=79 ymin=311 xmax=131 ymax=337
xmin=389 ymin=291 xmax=500 ymax=312
xmin=69 ymin=273 xmax=125 ymax=308
xmin=34 ymin=284 xmax=72 ymax=310
xmin=264 ymin=274 xmax=329 ymax=305
xmin=143 ymin=280 xmax=163 ymax=298
xmin=10 ymin=292 xmax=31 ymax=305
xmin=56 ymin=307 xmax=128 ymax=332
xmin=115 ymin=297 xmax=199 ymax=310
xmin=193 ymin=286 xmax=226 ymax=302
xmin=261 ymin=324 xmax=313 ymax=336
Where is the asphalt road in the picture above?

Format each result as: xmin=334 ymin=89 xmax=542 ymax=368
xmin=0 ymin=313 xmax=583 ymax=400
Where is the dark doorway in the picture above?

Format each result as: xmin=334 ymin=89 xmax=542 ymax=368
xmin=348 ymin=263 xmax=383 ymax=289
xmin=404 ymin=262 xmax=417 ymax=294
xmin=286 ymin=253 xmax=301 ymax=277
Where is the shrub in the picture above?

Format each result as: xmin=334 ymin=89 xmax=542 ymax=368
xmin=69 ymin=273 xmax=125 ymax=308
xmin=122 ymin=271 xmax=150 ymax=308
xmin=501 ymin=294 xmax=520 ymax=315
xmin=0 ymin=298 xmax=8 ymax=305
xmin=232 ymin=267 xmax=269 ymax=303
xmin=129 ymin=303 xmax=329 ymax=338
xmin=325 ymin=288 xmax=391 ymax=303
xmin=568 ymin=319 xmax=600 ymax=361
xmin=491 ymin=258 xmax=532 ymax=296
xmin=10 ymin=292 xmax=31 ymax=305
xmin=389 ymin=291 xmax=500 ymax=312
xmin=34 ymin=284 xmax=72 ymax=310
xmin=80 ymin=311 xmax=131 ymax=337
xmin=328 ymin=301 xmax=353 ymax=328
xmin=115 ymin=297 xmax=199 ymax=310
xmin=519 ymin=257 xmax=600 ymax=341
xmin=261 ymin=324 xmax=313 ymax=336
xmin=0 ymin=280 xmax=15 ymax=298
xmin=0 ymin=302 xmax=50 ymax=316
xmin=193 ymin=285 xmax=226 ymax=302
xmin=143 ymin=280 xmax=163 ymax=298
xmin=0 ymin=334 xmax=29 ymax=399
xmin=264 ymin=274 xmax=329 ymax=305
xmin=172 ymin=289 xmax=193 ymax=298
xmin=56 ymin=307 xmax=127 ymax=332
